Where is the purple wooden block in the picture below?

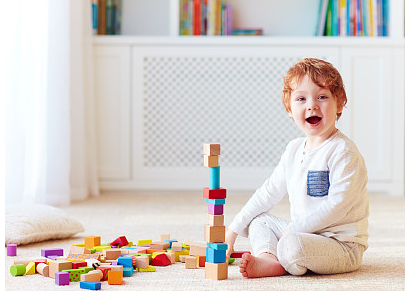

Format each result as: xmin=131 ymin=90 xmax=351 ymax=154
xmin=208 ymin=203 xmax=223 ymax=215
xmin=7 ymin=244 xmax=17 ymax=256
xmin=41 ymin=248 xmax=64 ymax=258
xmin=47 ymin=255 xmax=60 ymax=260
xmin=55 ymin=271 xmax=70 ymax=286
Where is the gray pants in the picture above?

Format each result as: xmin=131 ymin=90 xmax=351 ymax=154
xmin=248 ymin=213 xmax=366 ymax=276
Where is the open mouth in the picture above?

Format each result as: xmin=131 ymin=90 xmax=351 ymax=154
xmin=306 ymin=116 xmax=322 ymax=125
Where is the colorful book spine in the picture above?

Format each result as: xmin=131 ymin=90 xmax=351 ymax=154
xmin=193 ymin=0 xmax=202 ymax=35
xmin=97 ymin=0 xmax=106 ymax=35
xmin=317 ymin=0 xmax=329 ymax=36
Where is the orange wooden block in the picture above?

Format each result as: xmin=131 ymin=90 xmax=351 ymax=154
xmin=146 ymin=248 xmax=167 ymax=255
xmin=196 ymin=255 xmax=206 ymax=267
xmin=108 ymin=270 xmax=123 ymax=285
xmin=205 ymin=262 xmax=228 ymax=280
xmin=85 ymin=236 xmax=101 ymax=249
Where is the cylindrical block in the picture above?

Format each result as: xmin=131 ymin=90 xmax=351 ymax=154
xmin=209 ymin=166 xmax=220 ymax=189
xmin=10 ymin=264 xmax=26 ymax=276
xmin=7 ymin=244 xmax=17 ymax=256
xmin=37 ymin=263 xmax=49 ymax=277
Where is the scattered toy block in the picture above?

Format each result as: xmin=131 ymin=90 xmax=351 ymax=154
xmin=37 ymin=263 xmax=49 ymax=277
xmin=189 ymin=244 xmax=206 ymax=256
xmin=208 ymin=203 xmax=224 ymax=215
xmin=204 ymin=155 xmax=219 ymax=167
xmin=207 ymin=242 xmax=228 ymax=250
xmin=41 ymin=248 xmax=64 ymax=258
xmin=137 ymin=240 xmax=152 ymax=246
xmin=118 ymin=256 xmax=133 ymax=268
xmin=80 ymin=281 xmax=101 ymax=290
xmin=207 ymin=214 xmax=225 ymax=226
xmin=203 ymin=188 xmax=227 ymax=199
xmin=166 ymin=249 xmax=189 ymax=262
xmin=150 ymin=242 xmax=171 ymax=250
xmin=96 ymin=267 xmax=111 ymax=281
xmin=164 ymin=252 xmax=176 ymax=264
xmin=205 ymin=262 xmax=228 ymax=280
xmin=123 ymin=266 xmax=133 ymax=277
xmin=185 ymin=256 xmax=197 ymax=269
xmin=204 ymin=225 xmax=226 ymax=243
xmin=230 ymin=251 xmax=251 ymax=258
xmin=206 ymin=198 xmax=226 ymax=205
xmin=70 ymin=245 xmax=91 ymax=255
xmin=94 ymin=245 xmax=111 ymax=252
xmin=47 ymin=255 xmax=61 ymax=260
xmin=160 ymin=234 xmax=170 ymax=242
xmin=85 ymin=236 xmax=101 ymax=249
xmin=49 ymin=260 xmax=73 ymax=278
xmin=151 ymin=252 xmax=166 ymax=259
xmin=209 ymin=166 xmax=220 ymax=189
xmin=65 ymin=268 xmax=87 ymax=282
xmin=108 ymin=270 xmax=123 ymax=285
xmin=164 ymin=240 xmax=178 ymax=247
xmin=34 ymin=259 xmax=47 ymax=268
xmin=110 ymin=236 xmax=129 ymax=247
xmin=171 ymin=242 xmax=183 ymax=252
xmin=196 ymin=255 xmax=206 ymax=267
xmin=203 ymin=143 xmax=221 ymax=156
xmin=72 ymin=243 xmax=85 ymax=247
xmin=25 ymin=262 xmax=36 ymax=275
xmin=109 ymin=264 xmax=123 ymax=272
xmin=13 ymin=259 xmax=39 ymax=266
xmin=67 ymin=253 xmax=100 ymax=262
xmin=81 ymin=271 xmax=101 ymax=282
xmin=138 ymin=265 xmax=156 ymax=272
xmin=151 ymin=253 xmax=171 ymax=266
xmin=79 ymin=266 xmax=94 ymax=273
xmin=146 ymin=248 xmax=167 ymax=255
xmin=7 ymin=244 xmax=17 ymax=256
xmin=103 ymin=249 xmax=122 ymax=260
xmin=72 ymin=261 xmax=88 ymax=269
xmin=88 ymin=269 xmax=104 ymax=281
xmin=10 ymin=264 xmax=26 ymax=276
xmin=134 ymin=255 xmax=149 ymax=269
xmin=206 ymin=248 xmax=226 ymax=263
xmin=55 ymin=271 xmax=70 ymax=286
xmin=179 ymin=255 xmax=187 ymax=263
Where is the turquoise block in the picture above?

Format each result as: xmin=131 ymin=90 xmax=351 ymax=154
xmin=206 ymin=247 xmax=226 ymax=263
xmin=80 ymin=281 xmax=101 ymax=290
xmin=123 ymin=267 xmax=133 ymax=277
xmin=209 ymin=166 xmax=220 ymax=189
xmin=206 ymin=198 xmax=225 ymax=205
xmin=207 ymin=242 xmax=228 ymax=250
xmin=118 ymin=256 xmax=133 ymax=268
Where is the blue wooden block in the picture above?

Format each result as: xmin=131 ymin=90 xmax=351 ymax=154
xmin=118 ymin=256 xmax=133 ymax=268
xmin=206 ymin=198 xmax=225 ymax=205
xmin=209 ymin=166 xmax=220 ymax=189
xmin=207 ymin=242 xmax=228 ymax=251
xmin=123 ymin=266 xmax=133 ymax=277
xmin=206 ymin=247 xmax=226 ymax=263
xmin=80 ymin=281 xmax=101 ymax=290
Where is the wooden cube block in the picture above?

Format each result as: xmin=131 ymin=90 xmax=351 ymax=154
xmin=103 ymin=249 xmax=122 ymax=260
xmin=189 ymin=244 xmax=206 ymax=256
xmin=205 ymin=262 xmax=228 ymax=280
xmin=196 ymin=255 xmax=206 ymax=267
xmin=85 ymin=236 xmax=101 ymax=249
xmin=203 ymin=143 xmax=221 ymax=156
xmin=204 ymin=155 xmax=219 ymax=167
xmin=108 ymin=270 xmax=123 ymax=285
xmin=134 ymin=256 xmax=149 ymax=269
xmin=55 ymin=271 xmax=70 ymax=285
xmin=204 ymin=224 xmax=225 ymax=243
xmin=203 ymin=188 xmax=227 ymax=199
xmin=208 ymin=203 xmax=224 ymax=215
xmin=160 ymin=234 xmax=170 ymax=242
xmin=185 ymin=256 xmax=197 ymax=269
xmin=49 ymin=260 xmax=73 ymax=278
xmin=171 ymin=242 xmax=183 ymax=252
xmin=80 ymin=271 xmax=101 ymax=282
xmin=207 ymin=214 xmax=224 ymax=226
xmin=206 ymin=248 xmax=226 ymax=263
xmin=164 ymin=252 xmax=176 ymax=264
xmin=150 ymin=242 xmax=171 ymax=250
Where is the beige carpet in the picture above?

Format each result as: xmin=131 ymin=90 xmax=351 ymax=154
xmin=5 ymin=191 xmax=405 ymax=290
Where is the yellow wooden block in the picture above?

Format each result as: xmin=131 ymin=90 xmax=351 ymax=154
xmin=138 ymin=265 xmax=156 ymax=272
xmin=25 ymin=262 xmax=36 ymax=275
xmin=108 ymin=270 xmax=123 ymax=285
xmin=94 ymin=245 xmax=111 ymax=252
xmin=137 ymin=240 xmax=152 ymax=245
xmin=72 ymin=243 xmax=85 ymax=247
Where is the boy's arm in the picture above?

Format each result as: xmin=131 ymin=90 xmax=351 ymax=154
xmin=287 ymin=148 xmax=368 ymax=234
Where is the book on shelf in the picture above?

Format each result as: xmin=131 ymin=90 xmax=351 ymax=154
xmin=317 ymin=0 xmax=389 ymax=37
xmin=93 ymin=0 xmax=122 ymax=35
xmin=231 ymin=29 xmax=263 ymax=36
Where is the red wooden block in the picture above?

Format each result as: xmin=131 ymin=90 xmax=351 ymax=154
xmin=34 ymin=259 xmax=47 ymax=268
xmin=72 ymin=261 xmax=87 ymax=269
xmin=203 ymin=188 xmax=227 ymax=199
xmin=110 ymin=236 xmax=129 ymax=247
xmin=230 ymin=251 xmax=251 ymax=258
xmin=196 ymin=255 xmax=206 ymax=267
xmin=151 ymin=254 xmax=171 ymax=266
xmin=96 ymin=267 xmax=111 ymax=281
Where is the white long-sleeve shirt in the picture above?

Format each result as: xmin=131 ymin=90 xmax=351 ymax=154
xmin=228 ymin=130 xmax=369 ymax=248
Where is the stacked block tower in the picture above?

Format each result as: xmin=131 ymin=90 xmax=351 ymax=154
xmin=203 ymin=143 xmax=228 ymax=280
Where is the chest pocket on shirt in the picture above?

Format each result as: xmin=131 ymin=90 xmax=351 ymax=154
xmin=307 ymin=170 xmax=330 ymax=197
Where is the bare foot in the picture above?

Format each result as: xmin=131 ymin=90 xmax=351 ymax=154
xmin=239 ymin=253 xmax=286 ymax=278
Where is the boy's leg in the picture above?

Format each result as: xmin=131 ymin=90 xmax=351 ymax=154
xmin=248 ymin=213 xmax=290 ymax=257
xmin=277 ymin=232 xmax=366 ymax=276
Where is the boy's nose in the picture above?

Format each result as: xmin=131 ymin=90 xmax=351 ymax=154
xmin=307 ymin=102 xmax=318 ymax=110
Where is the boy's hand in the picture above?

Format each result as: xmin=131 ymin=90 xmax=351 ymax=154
xmin=225 ymin=229 xmax=238 ymax=259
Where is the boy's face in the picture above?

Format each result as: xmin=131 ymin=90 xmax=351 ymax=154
xmin=288 ymin=74 xmax=343 ymax=144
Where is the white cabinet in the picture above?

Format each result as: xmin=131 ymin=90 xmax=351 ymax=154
xmin=94 ymin=39 xmax=404 ymax=195
xmin=93 ymin=45 xmax=131 ymax=180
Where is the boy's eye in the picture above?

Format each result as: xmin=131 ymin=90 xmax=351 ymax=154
xmin=296 ymin=97 xmax=305 ymax=101
xmin=318 ymin=95 xmax=327 ymax=100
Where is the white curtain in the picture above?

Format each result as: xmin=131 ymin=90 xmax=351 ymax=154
xmin=5 ymin=0 xmax=99 ymax=206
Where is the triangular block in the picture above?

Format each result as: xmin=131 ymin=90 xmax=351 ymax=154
xmin=151 ymin=253 xmax=171 ymax=266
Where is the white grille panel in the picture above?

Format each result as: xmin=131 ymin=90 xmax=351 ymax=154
xmin=142 ymin=55 xmax=306 ymax=168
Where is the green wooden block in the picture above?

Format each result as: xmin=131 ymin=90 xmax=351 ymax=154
xmin=78 ymin=266 xmax=94 ymax=273
xmin=64 ymin=268 xmax=87 ymax=282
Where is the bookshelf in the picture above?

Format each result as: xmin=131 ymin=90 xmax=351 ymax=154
xmin=93 ymin=0 xmax=404 ymax=195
